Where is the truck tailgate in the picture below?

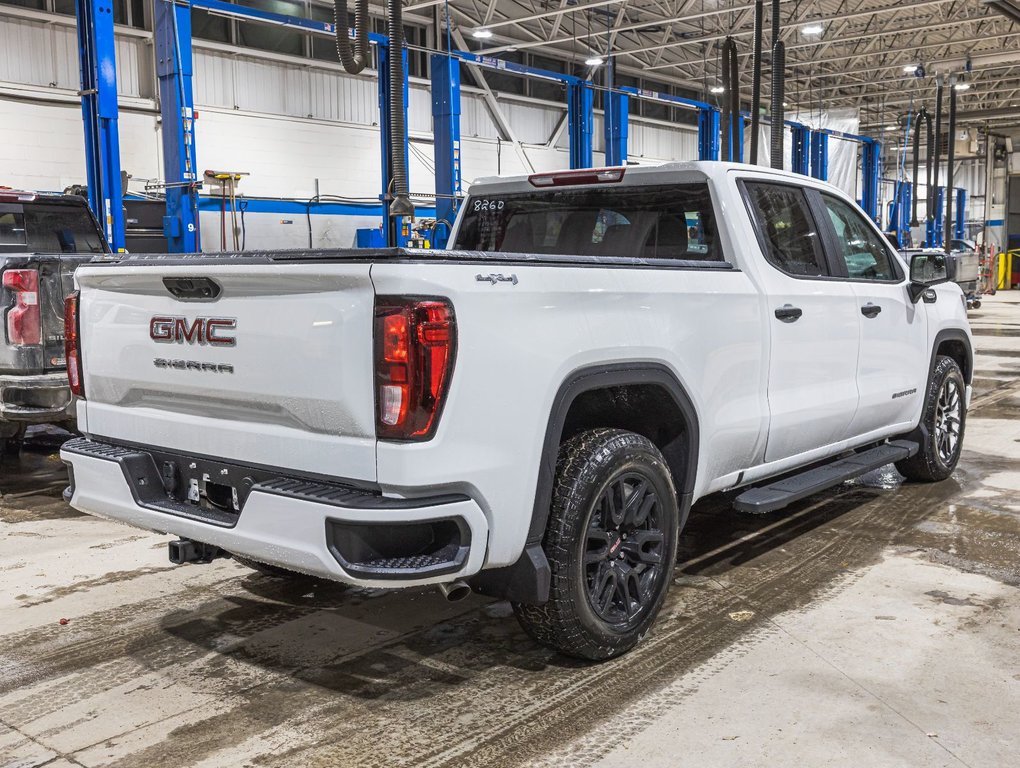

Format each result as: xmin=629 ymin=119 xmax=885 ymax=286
xmin=75 ymin=263 xmax=378 ymax=482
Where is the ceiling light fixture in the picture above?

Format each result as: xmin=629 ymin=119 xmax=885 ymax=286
xmin=710 ymin=85 xmax=725 ymax=94
xmin=801 ymin=23 xmax=823 ymax=35
xmin=585 ymin=55 xmax=604 ymax=67
xmin=903 ymin=64 xmax=919 ymax=74
xmin=472 ymin=28 xmax=493 ymax=39
xmin=954 ymin=81 xmax=971 ymax=91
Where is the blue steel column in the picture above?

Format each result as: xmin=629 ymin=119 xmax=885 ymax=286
xmin=604 ymin=89 xmax=628 ymax=166
xmin=889 ymin=181 xmax=912 ymax=247
xmin=567 ymin=82 xmax=593 ymax=169
xmin=810 ymin=131 xmax=828 ymax=180
xmin=790 ymin=124 xmax=810 ymax=175
xmin=154 ymin=0 xmax=201 ymax=252
xmin=75 ymin=0 xmax=125 ymax=251
xmin=603 ymin=58 xmax=628 ymax=167
xmin=431 ymin=53 xmax=461 ymax=248
xmin=378 ymin=42 xmax=410 ymax=246
xmin=955 ymin=188 xmax=966 ymax=240
xmin=698 ymin=108 xmax=720 ymax=161
xmin=860 ymin=139 xmax=880 ymax=222
xmin=732 ymin=113 xmax=745 ymax=162
xmin=930 ymin=186 xmax=945 ymax=247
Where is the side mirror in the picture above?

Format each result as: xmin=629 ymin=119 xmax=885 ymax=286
xmin=908 ymin=252 xmax=955 ymax=303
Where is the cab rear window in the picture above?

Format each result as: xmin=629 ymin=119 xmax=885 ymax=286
xmin=0 ymin=203 xmax=106 ymax=254
xmin=453 ymin=183 xmax=722 ymax=261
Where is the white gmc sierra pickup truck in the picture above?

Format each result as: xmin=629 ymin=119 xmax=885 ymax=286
xmin=61 ymin=162 xmax=972 ymax=660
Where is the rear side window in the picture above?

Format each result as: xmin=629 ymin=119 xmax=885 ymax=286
xmin=0 ymin=210 xmax=26 ymax=247
xmin=743 ymin=183 xmax=829 ymax=277
xmin=821 ymin=194 xmax=899 ymax=281
xmin=453 ymin=183 xmax=723 ymax=261
xmin=23 ymin=204 xmax=106 ymax=254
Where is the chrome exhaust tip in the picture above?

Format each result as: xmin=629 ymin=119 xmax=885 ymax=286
xmin=438 ymin=580 xmax=471 ymax=602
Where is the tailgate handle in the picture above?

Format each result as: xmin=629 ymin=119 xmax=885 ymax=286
xmin=163 ymin=277 xmax=221 ymax=301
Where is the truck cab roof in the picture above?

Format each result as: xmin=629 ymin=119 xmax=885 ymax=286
xmin=467 ymin=160 xmax=829 ymax=196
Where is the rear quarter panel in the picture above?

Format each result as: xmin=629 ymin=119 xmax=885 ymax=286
xmin=371 ymin=260 xmax=768 ymax=567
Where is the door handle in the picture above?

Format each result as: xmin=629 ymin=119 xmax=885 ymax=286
xmin=774 ymin=305 xmax=803 ymax=322
xmin=861 ymin=303 xmax=882 ymax=318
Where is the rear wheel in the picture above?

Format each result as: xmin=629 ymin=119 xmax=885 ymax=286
xmin=513 ymin=429 xmax=679 ymax=661
xmin=896 ymin=356 xmax=966 ymax=482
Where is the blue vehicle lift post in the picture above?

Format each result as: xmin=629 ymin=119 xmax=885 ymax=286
xmin=153 ymin=0 xmax=201 ymax=252
xmin=860 ymin=138 xmax=880 ymax=223
xmin=603 ymin=57 xmax=627 ymax=166
xmin=431 ymin=53 xmax=461 ymax=248
xmin=888 ymin=180 xmax=912 ymax=248
xmin=809 ymin=131 xmax=828 ymax=180
xmin=567 ymin=82 xmax=594 ymax=169
xmin=929 ymin=186 xmax=945 ymax=247
xmin=698 ymin=108 xmax=721 ymax=161
xmin=74 ymin=0 xmax=125 ymax=251
xmin=955 ymin=188 xmax=966 ymax=240
xmin=790 ymin=123 xmax=810 ymax=175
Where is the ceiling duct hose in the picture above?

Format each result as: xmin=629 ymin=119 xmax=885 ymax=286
xmin=931 ymin=77 xmax=943 ymax=235
xmin=387 ymin=0 xmax=414 ymax=218
xmin=720 ymin=40 xmax=732 ymax=161
xmin=944 ymin=83 xmax=957 ymax=252
xmin=333 ymin=0 xmax=370 ymax=75
xmin=749 ymin=0 xmax=764 ymax=165
xmin=770 ymin=40 xmax=785 ymax=170
xmin=728 ymin=39 xmax=740 ymax=161
xmin=911 ymin=108 xmax=931 ymax=227
xmin=925 ymin=110 xmax=934 ymax=225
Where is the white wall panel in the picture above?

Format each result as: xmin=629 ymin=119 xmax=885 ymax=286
xmin=193 ymin=51 xmax=235 ymax=109
xmin=0 ymin=18 xmax=55 ymax=88
xmin=630 ymin=121 xmax=698 ymax=161
xmin=505 ymin=101 xmax=562 ymax=145
xmin=407 ymin=85 xmax=432 ymax=134
xmin=460 ymin=93 xmax=500 ymax=140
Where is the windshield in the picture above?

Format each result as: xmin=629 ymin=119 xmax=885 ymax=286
xmin=0 ymin=202 xmax=106 ymax=254
xmin=453 ymin=183 xmax=722 ymax=261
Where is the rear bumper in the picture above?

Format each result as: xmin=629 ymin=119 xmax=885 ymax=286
xmin=60 ymin=438 xmax=489 ymax=588
xmin=0 ymin=372 xmax=74 ymax=423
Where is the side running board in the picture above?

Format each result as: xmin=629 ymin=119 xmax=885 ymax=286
xmin=733 ymin=440 xmax=919 ymax=515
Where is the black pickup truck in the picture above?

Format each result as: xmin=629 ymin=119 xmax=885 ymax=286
xmin=0 ymin=188 xmax=107 ymax=457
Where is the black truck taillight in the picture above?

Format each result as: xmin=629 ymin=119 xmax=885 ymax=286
xmin=64 ymin=291 xmax=84 ymax=398
xmin=374 ymin=297 xmax=456 ymax=441
xmin=3 ymin=268 xmax=41 ymax=346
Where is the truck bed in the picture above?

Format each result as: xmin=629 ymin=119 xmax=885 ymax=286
xmin=84 ymin=247 xmax=736 ymax=271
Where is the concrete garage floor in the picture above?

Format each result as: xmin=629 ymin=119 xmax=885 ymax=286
xmin=1 ymin=296 xmax=1018 ymax=768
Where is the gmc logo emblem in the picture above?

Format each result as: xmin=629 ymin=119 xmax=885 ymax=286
xmin=150 ymin=316 xmax=237 ymax=347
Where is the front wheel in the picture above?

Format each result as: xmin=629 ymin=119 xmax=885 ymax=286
xmin=513 ymin=429 xmax=680 ymax=661
xmin=896 ymin=355 xmax=967 ymax=482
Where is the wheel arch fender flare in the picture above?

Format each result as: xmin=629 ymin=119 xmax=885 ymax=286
xmin=930 ymin=328 xmax=973 ymax=386
xmin=525 ymin=362 xmax=701 ymax=546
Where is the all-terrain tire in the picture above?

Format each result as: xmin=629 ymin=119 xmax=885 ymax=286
xmin=896 ymin=355 xmax=967 ymax=482
xmin=513 ymin=429 xmax=679 ymax=661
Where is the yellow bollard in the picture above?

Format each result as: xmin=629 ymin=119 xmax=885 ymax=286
xmin=998 ymin=251 xmax=1015 ymax=290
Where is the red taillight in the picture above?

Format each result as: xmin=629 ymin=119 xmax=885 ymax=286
xmin=64 ymin=291 xmax=84 ymax=398
xmin=3 ymin=268 xmax=41 ymax=346
xmin=528 ymin=167 xmax=626 ymax=187
xmin=374 ymin=297 xmax=456 ymax=441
